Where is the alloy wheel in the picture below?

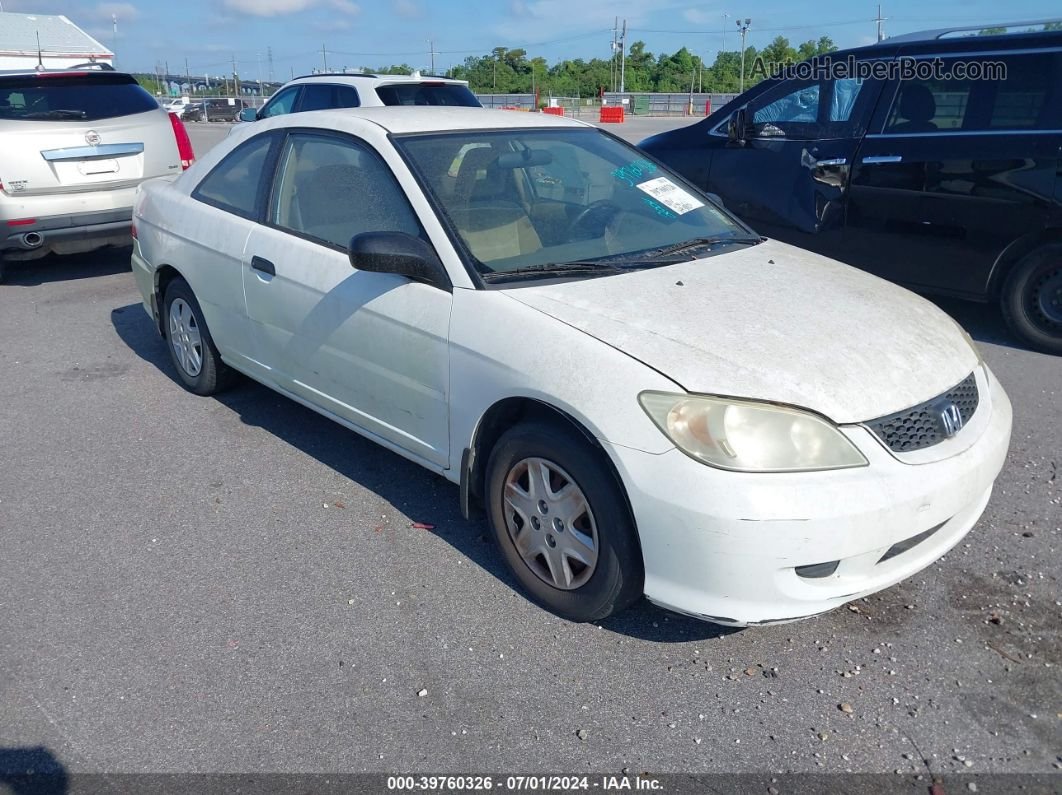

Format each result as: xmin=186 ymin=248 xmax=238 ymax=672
xmin=168 ymin=297 xmax=203 ymax=377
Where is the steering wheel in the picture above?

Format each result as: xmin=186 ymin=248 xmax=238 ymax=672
xmin=568 ymin=200 xmax=622 ymax=241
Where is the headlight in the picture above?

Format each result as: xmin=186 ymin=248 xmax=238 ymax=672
xmin=638 ymin=392 xmax=868 ymax=473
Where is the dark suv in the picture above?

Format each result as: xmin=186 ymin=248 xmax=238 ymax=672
xmin=640 ymin=21 xmax=1062 ymax=354
xmin=183 ymin=98 xmax=249 ymax=122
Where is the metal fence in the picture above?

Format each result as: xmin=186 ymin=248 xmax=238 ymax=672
xmin=603 ymin=92 xmax=740 ymax=117
xmin=168 ymin=91 xmax=741 ymax=121
xmin=475 ymin=92 xmax=741 ymax=118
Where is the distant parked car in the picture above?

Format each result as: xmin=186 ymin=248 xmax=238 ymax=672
xmin=0 ymin=69 xmax=195 ymax=282
xmin=234 ymin=72 xmax=480 ymax=125
xmin=184 ymin=98 xmax=249 ymax=122
xmin=640 ymin=21 xmax=1062 ymax=355
xmin=131 ymin=107 xmax=1011 ymax=627
xmin=162 ymin=97 xmax=194 ymax=117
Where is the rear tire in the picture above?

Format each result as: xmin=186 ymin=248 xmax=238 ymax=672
xmin=485 ymin=421 xmax=643 ymax=622
xmin=162 ymin=277 xmax=237 ymax=395
xmin=1001 ymin=244 xmax=1062 ymax=355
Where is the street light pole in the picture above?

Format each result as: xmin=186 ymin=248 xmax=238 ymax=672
xmin=737 ymin=18 xmax=751 ymax=93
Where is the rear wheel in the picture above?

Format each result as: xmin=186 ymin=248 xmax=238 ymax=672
xmin=1001 ymin=244 xmax=1062 ymax=355
xmin=486 ymin=421 xmax=643 ymax=622
xmin=162 ymin=277 xmax=236 ymax=395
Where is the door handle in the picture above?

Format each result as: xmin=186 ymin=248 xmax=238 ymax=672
xmin=251 ymin=256 xmax=276 ymax=276
xmin=862 ymin=155 xmax=903 ymax=165
xmin=814 ymin=157 xmax=848 ymax=167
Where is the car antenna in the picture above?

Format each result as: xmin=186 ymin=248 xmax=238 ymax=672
xmin=35 ymin=31 xmax=45 ymax=71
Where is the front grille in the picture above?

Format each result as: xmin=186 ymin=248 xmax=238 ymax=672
xmin=865 ymin=372 xmax=979 ymax=453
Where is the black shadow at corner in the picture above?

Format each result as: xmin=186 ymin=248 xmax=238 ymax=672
xmin=0 ymin=747 xmax=67 ymax=794
xmin=110 ymin=302 xmax=740 ymax=643
xmin=926 ymin=295 xmax=1025 ymax=351
xmin=1 ymin=246 xmax=132 ymax=287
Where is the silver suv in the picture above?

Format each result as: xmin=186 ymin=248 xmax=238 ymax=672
xmin=0 ymin=69 xmax=195 ymax=282
xmin=236 ymin=72 xmax=481 ymax=124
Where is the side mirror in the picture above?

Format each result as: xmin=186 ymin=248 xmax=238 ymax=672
xmin=349 ymin=232 xmax=452 ymax=292
xmin=727 ymin=107 xmax=750 ymax=146
xmin=237 ymin=107 xmax=258 ymax=122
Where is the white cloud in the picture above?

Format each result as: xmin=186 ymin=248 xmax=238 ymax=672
xmin=223 ymin=0 xmax=358 ymax=15
xmin=393 ymin=0 xmax=420 ymax=18
xmin=683 ymin=8 xmax=716 ymax=26
xmin=492 ymin=0 xmax=681 ymax=45
xmin=224 ymin=0 xmax=317 ymax=15
xmin=95 ymin=2 xmax=138 ymax=21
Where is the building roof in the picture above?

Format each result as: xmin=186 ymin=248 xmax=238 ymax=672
xmin=0 ymin=12 xmax=112 ymax=58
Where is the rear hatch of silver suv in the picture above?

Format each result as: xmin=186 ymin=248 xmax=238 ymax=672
xmin=0 ymin=71 xmax=184 ymax=266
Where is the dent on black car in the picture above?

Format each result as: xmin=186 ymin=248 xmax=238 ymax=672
xmin=639 ymin=23 xmax=1062 ymax=356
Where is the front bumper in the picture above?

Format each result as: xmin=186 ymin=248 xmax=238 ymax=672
xmin=606 ymin=365 xmax=1012 ymax=626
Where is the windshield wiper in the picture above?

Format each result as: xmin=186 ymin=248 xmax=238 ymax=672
xmin=638 ymin=235 xmax=762 ymax=260
xmin=22 ymin=109 xmax=88 ymax=119
xmin=483 ymin=261 xmax=627 ymax=283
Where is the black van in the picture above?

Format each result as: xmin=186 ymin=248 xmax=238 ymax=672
xmin=639 ymin=21 xmax=1062 ymax=354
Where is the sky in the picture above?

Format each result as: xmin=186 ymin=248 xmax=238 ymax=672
xmin=2 ymin=0 xmax=1059 ymax=81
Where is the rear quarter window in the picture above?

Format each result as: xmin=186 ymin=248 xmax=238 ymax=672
xmin=192 ymin=134 xmax=274 ymax=219
xmin=0 ymin=74 xmax=159 ymax=121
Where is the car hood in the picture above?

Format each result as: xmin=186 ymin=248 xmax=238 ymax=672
xmin=503 ymin=239 xmax=978 ymax=424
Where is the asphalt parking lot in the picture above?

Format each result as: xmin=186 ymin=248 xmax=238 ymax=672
xmin=0 ymin=119 xmax=1059 ymax=783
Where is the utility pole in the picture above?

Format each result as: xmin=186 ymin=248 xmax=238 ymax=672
xmin=112 ymin=14 xmax=118 ymax=67
xmin=875 ymin=4 xmax=887 ymax=42
xmin=232 ymin=54 xmax=240 ymax=97
xmin=256 ymin=51 xmax=262 ymax=97
xmin=737 ymin=18 xmax=751 ymax=93
xmin=428 ymin=39 xmax=438 ymax=74
xmin=267 ymin=46 xmax=274 ymax=86
xmin=722 ymin=12 xmax=728 ymax=52
xmin=321 ymin=44 xmax=329 ymax=72
xmin=619 ymin=18 xmax=626 ymax=95
xmin=184 ymin=57 xmax=190 ymax=92
xmin=610 ymin=17 xmax=618 ymax=93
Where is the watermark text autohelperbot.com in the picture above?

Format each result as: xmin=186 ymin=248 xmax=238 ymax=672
xmin=751 ymin=55 xmax=1008 ymax=82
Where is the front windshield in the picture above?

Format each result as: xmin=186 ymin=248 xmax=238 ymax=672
xmin=396 ymin=128 xmax=755 ymax=279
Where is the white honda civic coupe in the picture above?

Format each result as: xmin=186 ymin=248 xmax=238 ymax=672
xmin=131 ymin=107 xmax=1012 ymax=626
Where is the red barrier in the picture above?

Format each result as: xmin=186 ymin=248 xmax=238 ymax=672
xmin=542 ymin=106 xmax=564 ymax=116
xmin=599 ymin=106 xmax=625 ymax=123
xmin=705 ymin=98 xmax=713 ymax=116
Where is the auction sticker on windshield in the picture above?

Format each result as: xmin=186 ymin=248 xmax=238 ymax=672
xmin=635 ymin=176 xmax=704 ymax=215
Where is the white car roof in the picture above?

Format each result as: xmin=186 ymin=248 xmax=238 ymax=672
xmin=299 ymin=106 xmax=588 ymax=135
xmin=284 ymin=73 xmax=469 ymax=87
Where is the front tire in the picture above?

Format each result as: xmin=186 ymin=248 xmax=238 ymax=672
xmin=1001 ymin=244 xmax=1062 ymax=355
xmin=163 ymin=277 xmax=236 ymax=395
xmin=486 ymin=421 xmax=643 ymax=622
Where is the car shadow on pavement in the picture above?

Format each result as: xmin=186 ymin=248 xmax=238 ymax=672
xmin=927 ymin=295 xmax=1024 ymax=351
xmin=0 ymin=746 xmax=68 ymax=794
xmin=110 ymin=302 xmax=736 ymax=643
xmin=1 ymin=246 xmax=132 ymax=287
